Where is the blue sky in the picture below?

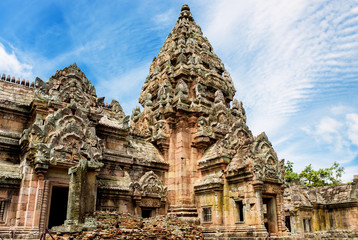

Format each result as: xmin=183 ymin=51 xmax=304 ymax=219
xmin=1 ymin=0 xmax=358 ymax=182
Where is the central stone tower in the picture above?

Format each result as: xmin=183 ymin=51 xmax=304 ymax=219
xmin=131 ymin=4 xmax=238 ymax=220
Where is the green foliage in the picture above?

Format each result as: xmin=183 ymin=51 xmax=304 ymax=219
xmin=284 ymin=161 xmax=344 ymax=187
xmin=284 ymin=160 xmax=300 ymax=183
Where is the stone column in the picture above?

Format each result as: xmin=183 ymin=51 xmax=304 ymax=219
xmin=39 ymin=180 xmax=50 ymax=231
xmin=66 ymin=159 xmax=88 ymax=225
xmin=252 ymin=181 xmax=264 ymax=225
xmin=134 ymin=199 xmax=141 ymax=217
xmin=276 ymin=190 xmax=286 ymax=234
xmin=32 ymin=175 xmax=45 ymax=228
xmin=214 ymin=190 xmax=223 ymax=225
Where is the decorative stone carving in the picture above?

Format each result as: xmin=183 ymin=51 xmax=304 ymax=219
xmin=251 ymin=132 xmax=283 ymax=181
xmin=130 ymin=171 xmax=167 ymax=200
xmin=139 ymin=171 xmax=167 ymax=199
xmin=153 ymin=120 xmax=170 ymax=140
xmin=157 ymin=81 xmax=174 ymax=101
xmin=175 ymin=79 xmax=189 ymax=98
xmin=100 ymin=100 xmax=129 ymax=130
xmin=214 ymin=90 xmax=225 ymax=105
xmin=21 ymin=103 xmax=104 ymax=174
xmin=196 ymin=116 xmax=212 ymax=137
xmin=33 ymin=63 xmax=98 ymax=108
xmin=232 ymin=99 xmax=246 ymax=123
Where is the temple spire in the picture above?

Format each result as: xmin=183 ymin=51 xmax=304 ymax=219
xmin=139 ymin=4 xmax=235 ymax=108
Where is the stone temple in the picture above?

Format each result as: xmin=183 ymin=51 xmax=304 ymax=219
xmin=0 ymin=4 xmax=357 ymax=240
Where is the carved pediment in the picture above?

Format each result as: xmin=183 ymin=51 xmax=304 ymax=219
xmin=130 ymin=171 xmax=167 ymax=199
xmin=251 ymin=132 xmax=283 ymax=181
xmin=21 ymin=103 xmax=103 ymax=173
xmin=34 ymin=63 xmax=97 ymax=107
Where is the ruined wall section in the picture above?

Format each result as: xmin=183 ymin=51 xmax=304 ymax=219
xmin=284 ymin=176 xmax=358 ymax=235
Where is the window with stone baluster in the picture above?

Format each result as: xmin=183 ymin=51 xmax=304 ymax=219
xmin=202 ymin=206 xmax=212 ymax=223
xmin=0 ymin=200 xmax=7 ymax=223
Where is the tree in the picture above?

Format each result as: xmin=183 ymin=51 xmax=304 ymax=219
xmin=284 ymin=160 xmax=300 ymax=183
xmin=284 ymin=161 xmax=344 ymax=187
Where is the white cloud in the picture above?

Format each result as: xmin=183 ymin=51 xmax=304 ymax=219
xmin=193 ymin=0 xmax=358 ymax=181
xmin=197 ymin=0 xmax=358 ymax=139
xmin=346 ymin=113 xmax=358 ymax=146
xmin=303 ymin=107 xmax=358 ymax=152
xmin=343 ymin=166 xmax=358 ymax=182
xmin=0 ymin=43 xmax=33 ymax=79
xmin=152 ymin=8 xmax=176 ymax=28
xmin=95 ymin=64 xmax=150 ymax=115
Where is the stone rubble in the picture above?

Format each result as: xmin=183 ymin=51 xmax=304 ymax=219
xmin=47 ymin=211 xmax=204 ymax=240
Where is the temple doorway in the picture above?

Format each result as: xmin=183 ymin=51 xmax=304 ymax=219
xmin=263 ymin=197 xmax=278 ymax=234
xmin=48 ymin=186 xmax=69 ymax=229
xmin=141 ymin=208 xmax=155 ymax=218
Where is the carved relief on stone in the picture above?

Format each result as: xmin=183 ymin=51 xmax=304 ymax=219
xmin=153 ymin=120 xmax=170 ymax=140
xmin=33 ymin=63 xmax=98 ymax=108
xmin=252 ymin=155 xmax=264 ymax=181
xmin=251 ymin=132 xmax=282 ymax=181
xmin=144 ymin=93 xmax=153 ymax=109
xmin=130 ymin=171 xmax=167 ymax=200
xmin=232 ymin=99 xmax=247 ymax=123
xmin=214 ymin=90 xmax=226 ymax=107
xmin=265 ymin=156 xmax=278 ymax=179
xmin=175 ymin=79 xmax=189 ymax=99
xmin=195 ymin=79 xmax=206 ymax=100
xmin=34 ymin=77 xmax=50 ymax=101
xmin=131 ymin=94 xmax=154 ymax=138
xmin=139 ymin=171 xmax=167 ymax=198
xmin=21 ymin=103 xmax=104 ymax=173
xmin=139 ymin=198 xmax=161 ymax=208
xmin=196 ymin=116 xmax=212 ymax=137
xmin=130 ymin=106 xmax=142 ymax=136
xmin=100 ymin=100 xmax=129 ymax=130
xmin=157 ymin=81 xmax=173 ymax=102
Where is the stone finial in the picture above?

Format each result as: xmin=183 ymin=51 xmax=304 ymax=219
xmin=181 ymin=4 xmax=190 ymax=12
xmin=16 ymin=77 xmax=20 ymax=84
xmin=178 ymin=4 xmax=193 ymax=21
xmin=1 ymin=73 xmax=5 ymax=80
xmin=30 ymin=82 xmax=34 ymax=88
xmin=6 ymin=75 xmax=10 ymax=81
xmin=21 ymin=79 xmax=25 ymax=85
xmin=11 ymin=76 xmax=15 ymax=83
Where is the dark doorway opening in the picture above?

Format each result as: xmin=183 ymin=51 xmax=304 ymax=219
xmin=285 ymin=216 xmax=291 ymax=232
xmin=142 ymin=209 xmax=153 ymax=218
xmin=48 ymin=186 xmax=69 ymax=229
xmin=263 ymin=197 xmax=278 ymax=234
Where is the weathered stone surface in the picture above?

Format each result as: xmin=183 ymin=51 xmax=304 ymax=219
xmin=284 ymin=177 xmax=358 ymax=235
xmin=48 ymin=211 xmax=204 ymax=240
